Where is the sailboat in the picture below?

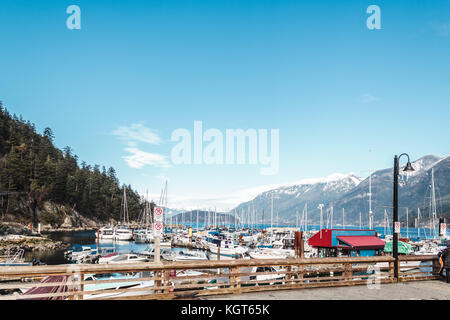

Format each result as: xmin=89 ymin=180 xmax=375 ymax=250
xmin=114 ymin=189 xmax=133 ymax=241
xmin=134 ymin=199 xmax=153 ymax=243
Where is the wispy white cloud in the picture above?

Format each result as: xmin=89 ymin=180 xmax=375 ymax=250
xmin=112 ymin=123 xmax=161 ymax=146
xmin=431 ymin=21 xmax=450 ymax=37
xmin=122 ymin=147 xmax=170 ymax=169
xmin=360 ymin=93 xmax=378 ymax=103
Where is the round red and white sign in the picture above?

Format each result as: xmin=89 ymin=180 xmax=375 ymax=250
xmin=394 ymin=221 xmax=401 ymax=234
xmin=155 ymin=207 xmax=163 ymax=216
xmin=154 ymin=222 xmax=163 ymax=231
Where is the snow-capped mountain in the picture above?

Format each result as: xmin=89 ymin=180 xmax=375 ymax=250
xmin=231 ymin=155 xmax=450 ymax=226
xmin=232 ymin=173 xmax=363 ymax=224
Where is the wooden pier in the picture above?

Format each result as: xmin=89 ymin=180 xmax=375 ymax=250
xmin=0 ymin=255 xmax=440 ymax=300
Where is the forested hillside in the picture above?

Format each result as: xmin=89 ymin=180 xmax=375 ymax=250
xmin=0 ymin=101 xmax=144 ymax=227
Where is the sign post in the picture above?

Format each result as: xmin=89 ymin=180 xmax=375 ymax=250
xmin=394 ymin=221 xmax=401 ymax=234
xmin=154 ymin=207 xmax=164 ymax=263
xmin=439 ymin=218 xmax=446 ymax=238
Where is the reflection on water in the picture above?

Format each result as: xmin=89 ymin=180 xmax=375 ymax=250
xmin=24 ymin=230 xmax=203 ymax=265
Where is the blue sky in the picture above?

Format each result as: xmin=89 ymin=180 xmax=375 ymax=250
xmin=0 ymin=0 xmax=449 ymax=210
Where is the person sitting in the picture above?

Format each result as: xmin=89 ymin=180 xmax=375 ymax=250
xmin=439 ymin=245 xmax=450 ymax=283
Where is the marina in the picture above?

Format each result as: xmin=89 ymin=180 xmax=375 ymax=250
xmin=0 ymin=219 xmax=448 ymax=300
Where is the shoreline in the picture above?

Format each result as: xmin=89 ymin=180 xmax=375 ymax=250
xmin=41 ymin=227 xmax=97 ymax=233
xmin=0 ymin=234 xmax=70 ymax=256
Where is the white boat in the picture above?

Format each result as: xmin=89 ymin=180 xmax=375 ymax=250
xmin=99 ymin=253 xmax=148 ymax=264
xmin=114 ymin=226 xmax=133 ymax=241
xmin=81 ymin=272 xmax=155 ymax=299
xmin=97 ymin=252 xmax=120 ymax=264
xmin=96 ymin=226 xmax=115 ymax=240
xmin=134 ymin=229 xmax=153 ymax=243
xmin=138 ymin=246 xmax=175 ymax=261
xmin=249 ymin=248 xmax=292 ymax=260
xmin=65 ymin=245 xmax=98 ymax=262
xmin=114 ymin=189 xmax=133 ymax=241
xmin=208 ymin=240 xmax=248 ymax=257
xmin=160 ymin=240 xmax=172 ymax=248
xmin=173 ymin=250 xmax=208 ymax=261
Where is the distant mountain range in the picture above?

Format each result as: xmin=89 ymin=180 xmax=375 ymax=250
xmin=230 ymin=155 xmax=450 ymax=227
xmin=168 ymin=210 xmax=235 ymax=225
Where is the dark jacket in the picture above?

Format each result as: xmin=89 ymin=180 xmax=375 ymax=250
xmin=442 ymin=248 xmax=450 ymax=268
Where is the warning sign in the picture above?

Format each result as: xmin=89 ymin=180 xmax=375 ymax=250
xmin=154 ymin=207 xmax=163 ymax=222
xmin=440 ymin=223 xmax=447 ymax=237
xmin=394 ymin=221 xmax=401 ymax=234
xmin=154 ymin=222 xmax=164 ymax=236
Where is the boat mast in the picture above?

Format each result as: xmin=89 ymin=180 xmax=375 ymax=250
xmin=305 ymin=203 xmax=308 ymax=232
xmin=384 ymin=209 xmax=387 ymax=236
xmin=342 ymin=208 xmax=345 ymax=229
xmin=121 ymin=188 xmax=129 ymax=226
xmin=359 ymin=211 xmax=362 ymax=229
xmin=330 ymin=205 xmax=334 ymax=229
xmin=417 ymin=208 xmax=421 ymax=239
xmin=406 ymin=207 xmax=409 ymax=239
xmin=369 ymin=171 xmax=373 ymax=229
xmin=318 ymin=204 xmax=324 ymax=238
xmin=271 ymin=192 xmax=274 ymax=238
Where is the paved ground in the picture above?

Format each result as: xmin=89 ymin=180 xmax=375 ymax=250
xmin=204 ymin=280 xmax=450 ymax=300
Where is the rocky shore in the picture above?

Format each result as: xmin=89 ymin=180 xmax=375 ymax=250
xmin=0 ymin=222 xmax=70 ymax=256
xmin=0 ymin=235 xmax=70 ymax=256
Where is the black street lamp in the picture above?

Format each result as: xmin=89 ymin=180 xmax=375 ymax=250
xmin=393 ymin=153 xmax=415 ymax=279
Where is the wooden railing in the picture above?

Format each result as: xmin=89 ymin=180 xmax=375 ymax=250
xmin=0 ymin=255 xmax=439 ymax=300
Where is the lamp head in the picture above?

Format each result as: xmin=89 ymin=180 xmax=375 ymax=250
xmin=403 ymin=161 xmax=415 ymax=172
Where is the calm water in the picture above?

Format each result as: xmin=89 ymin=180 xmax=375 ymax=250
xmin=24 ymin=224 xmax=448 ymax=265
xmin=182 ymin=222 xmax=449 ymax=240
xmin=25 ymin=230 xmax=201 ymax=265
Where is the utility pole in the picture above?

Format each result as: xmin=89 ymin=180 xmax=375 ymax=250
xmin=393 ymin=153 xmax=414 ymax=279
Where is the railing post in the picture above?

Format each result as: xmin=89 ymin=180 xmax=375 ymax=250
xmin=236 ymin=267 xmax=242 ymax=293
xmin=432 ymin=258 xmax=440 ymax=277
xmin=286 ymin=265 xmax=291 ymax=285
xmin=229 ymin=266 xmax=236 ymax=293
xmin=163 ymin=270 xmax=170 ymax=294
xmin=78 ymin=273 xmax=84 ymax=300
xmin=297 ymin=264 xmax=304 ymax=285
xmin=155 ymin=270 xmax=162 ymax=294
xmin=344 ymin=263 xmax=352 ymax=281
xmin=389 ymin=260 xmax=395 ymax=282
xmin=67 ymin=274 xmax=75 ymax=300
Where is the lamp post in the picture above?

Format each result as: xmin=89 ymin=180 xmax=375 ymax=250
xmin=393 ymin=154 xmax=415 ymax=279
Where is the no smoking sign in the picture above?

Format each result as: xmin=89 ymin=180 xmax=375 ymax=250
xmin=154 ymin=222 xmax=164 ymax=236
xmin=154 ymin=207 xmax=163 ymax=222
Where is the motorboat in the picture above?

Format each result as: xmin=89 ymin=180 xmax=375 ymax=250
xmin=81 ymin=272 xmax=155 ymax=299
xmin=114 ymin=226 xmax=133 ymax=241
xmin=65 ymin=245 xmax=98 ymax=262
xmin=173 ymin=250 xmax=208 ymax=261
xmin=134 ymin=229 xmax=153 ymax=243
xmin=207 ymin=240 xmax=248 ymax=257
xmin=248 ymin=248 xmax=293 ymax=260
xmin=97 ymin=252 xmax=119 ymax=264
xmin=96 ymin=226 xmax=115 ymax=240
xmin=138 ymin=246 xmax=175 ymax=261
xmin=98 ymin=253 xmax=148 ymax=264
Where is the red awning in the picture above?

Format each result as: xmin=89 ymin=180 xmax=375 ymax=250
xmin=336 ymin=236 xmax=385 ymax=248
